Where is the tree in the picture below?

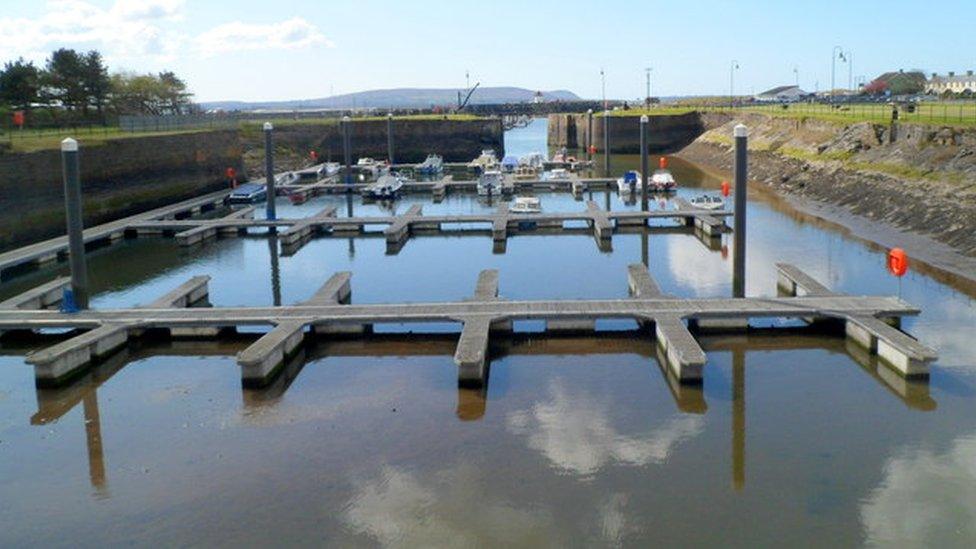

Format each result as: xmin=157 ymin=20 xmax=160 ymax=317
xmin=157 ymin=71 xmax=192 ymax=115
xmin=43 ymin=48 xmax=87 ymax=112
xmin=0 ymin=58 xmax=40 ymax=110
xmin=81 ymin=50 xmax=110 ymax=117
xmin=863 ymin=79 xmax=888 ymax=96
xmin=109 ymin=71 xmax=195 ymax=115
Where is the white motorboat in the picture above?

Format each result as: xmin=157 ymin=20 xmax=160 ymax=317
xmin=477 ymin=170 xmax=504 ymax=196
xmin=415 ymin=154 xmax=444 ymax=175
xmin=510 ymin=196 xmax=542 ymax=214
xmin=649 ymin=169 xmax=677 ymax=192
xmin=547 ymin=168 xmax=571 ymax=181
xmin=616 ymin=170 xmax=642 ymax=193
xmin=468 ymin=149 xmax=499 ymax=172
xmin=519 ymin=152 xmax=545 ymax=169
xmin=228 ymin=182 xmax=267 ymax=204
xmin=362 ymin=174 xmax=404 ymax=199
xmin=689 ymin=194 xmax=724 ymax=210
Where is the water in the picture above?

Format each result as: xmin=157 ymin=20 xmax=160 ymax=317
xmin=1 ymin=119 xmax=975 ymax=546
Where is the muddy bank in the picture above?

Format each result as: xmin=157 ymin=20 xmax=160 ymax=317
xmin=679 ymin=113 xmax=976 ymax=287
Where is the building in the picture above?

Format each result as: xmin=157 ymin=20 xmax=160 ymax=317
xmin=754 ymin=85 xmax=808 ymax=102
xmin=927 ymin=71 xmax=976 ymax=95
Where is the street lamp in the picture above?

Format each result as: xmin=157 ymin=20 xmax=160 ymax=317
xmin=730 ymin=60 xmax=740 ymax=108
xmin=793 ymin=65 xmax=799 ymax=87
xmin=831 ymin=46 xmax=845 ymax=101
xmin=601 ymin=67 xmax=607 ymax=111
xmin=645 ymin=67 xmax=653 ymax=107
xmin=846 ymin=51 xmax=854 ymax=92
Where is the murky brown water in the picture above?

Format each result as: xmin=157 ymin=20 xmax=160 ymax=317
xmin=1 ymin=119 xmax=975 ymax=546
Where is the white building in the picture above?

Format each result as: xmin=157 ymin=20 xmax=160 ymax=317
xmin=754 ymin=85 xmax=808 ymax=102
xmin=927 ymin=71 xmax=976 ymax=95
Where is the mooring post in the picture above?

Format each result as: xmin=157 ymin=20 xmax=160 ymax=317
xmin=586 ymin=109 xmax=593 ymax=160
xmin=386 ymin=112 xmax=394 ymax=164
xmin=60 ymin=138 xmax=89 ymax=309
xmin=603 ymin=110 xmax=611 ymax=175
xmin=342 ymin=115 xmax=352 ymax=186
xmin=733 ymin=124 xmax=748 ymax=298
xmin=263 ymin=122 xmax=276 ymax=221
xmin=640 ymin=115 xmax=649 ymax=212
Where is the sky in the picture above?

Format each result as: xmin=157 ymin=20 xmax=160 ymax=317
xmin=1 ymin=0 xmax=975 ymax=103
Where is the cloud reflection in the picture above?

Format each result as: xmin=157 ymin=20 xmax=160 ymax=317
xmin=342 ymin=465 xmax=557 ymax=546
xmin=506 ymin=379 xmax=703 ymax=477
xmin=860 ymin=434 xmax=976 ymax=545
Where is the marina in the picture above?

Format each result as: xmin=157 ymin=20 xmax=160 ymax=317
xmin=0 ymin=118 xmax=973 ymax=546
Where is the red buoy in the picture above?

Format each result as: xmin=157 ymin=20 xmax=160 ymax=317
xmin=589 ymin=145 xmax=597 ymax=154
xmin=659 ymin=156 xmax=668 ymax=169
xmin=887 ymin=248 xmax=909 ymax=277
xmin=225 ymin=167 xmax=236 ymax=180
xmin=309 ymin=150 xmax=318 ymax=161
xmin=721 ymin=180 xmax=731 ymax=197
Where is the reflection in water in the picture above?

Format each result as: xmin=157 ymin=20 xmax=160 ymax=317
xmin=732 ymin=348 xmax=745 ymax=491
xmin=506 ymin=378 xmax=703 ymax=476
xmin=456 ymin=387 xmax=486 ymax=421
xmin=342 ymin=465 xmax=557 ymax=546
xmin=268 ymin=233 xmax=282 ymax=306
xmin=860 ymin=433 xmax=976 ymax=545
xmin=82 ymin=391 xmax=108 ymax=497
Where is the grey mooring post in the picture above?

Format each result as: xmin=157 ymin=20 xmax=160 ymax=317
xmin=342 ymin=115 xmax=352 ymax=186
xmin=603 ymin=110 xmax=611 ymax=175
xmin=586 ymin=109 xmax=593 ymax=160
xmin=640 ymin=115 xmax=649 ymax=212
xmin=61 ymin=138 xmax=89 ymax=309
xmin=263 ymin=122 xmax=276 ymax=221
xmin=386 ymin=113 xmax=394 ymax=164
xmin=733 ymin=124 xmax=748 ymax=298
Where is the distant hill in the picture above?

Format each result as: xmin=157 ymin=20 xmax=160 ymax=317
xmin=200 ymin=87 xmax=581 ymax=111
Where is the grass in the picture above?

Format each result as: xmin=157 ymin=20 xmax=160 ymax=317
xmin=700 ymin=102 xmax=976 ymax=128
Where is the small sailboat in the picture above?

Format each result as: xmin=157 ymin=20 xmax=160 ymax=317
xmin=228 ymin=182 xmax=267 ymax=204
xmin=477 ymin=170 xmax=504 ymax=196
xmin=616 ymin=171 xmax=642 ymax=194
xmin=690 ymin=194 xmax=724 ymax=210
xmin=649 ymin=157 xmax=678 ymax=192
xmin=362 ymin=174 xmax=404 ymax=199
xmin=510 ymin=196 xmax=542 ymax=214
xmin=415 ymin=154 xmax=444 ymax=175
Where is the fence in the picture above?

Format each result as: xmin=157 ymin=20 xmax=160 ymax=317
xmin=699 ymin=99 xmax=976 ymax=126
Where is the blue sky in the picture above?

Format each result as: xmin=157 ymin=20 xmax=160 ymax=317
xmin=1 ymin=0 xmax=974 ymax=102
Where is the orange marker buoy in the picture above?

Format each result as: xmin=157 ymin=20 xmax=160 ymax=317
xmin=659 ymin=156 xmax=668 ymax=169
xmin=721 ymin=180 xmax=731 ymax=197
xmin=309 ymin=150 xmax=318 ymax=161
xmin=589 ymin=145 xmax=597 ymax=154
xmin=887 ymin=248 xmax=909 ymax=277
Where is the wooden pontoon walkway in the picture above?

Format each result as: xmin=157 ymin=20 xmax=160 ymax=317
xmin=0 ymin=264 xmax=936 ymax=389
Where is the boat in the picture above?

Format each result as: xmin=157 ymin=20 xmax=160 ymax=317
xmin=361 ymin=174 xmax=404 ymax=199
xmin=468 ymin=149 xmax=499 ymax=172
xmin=513 ymin=164 xmax=539 ymax=181
xmin=228 ymin=182 xmax=267 ymax=204
xmin=616 ymin=171 xmax=642 ymax=194
xmin=649 ymin=168 xmax=677 ymax=192
xmin=689 ymin=194 xmax=724 ymax=210
xmin=519 ymin=152 xmax=545 ymax=169
xmin=547 ymin=168 xmax=571 ymax=181
xmin=510 ymin=196 xmax=542 ymax=214
xmin=355 ymin=158 xmax=388 ymax=181
xmin=415 ymin=154 xmax=444 ymax=175
xmin=501 ymin=155 xmax=519 ymax=173
xmin=477 ymin=170 xmax=504 ymax=196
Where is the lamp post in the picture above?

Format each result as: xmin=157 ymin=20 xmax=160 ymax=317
xmin=729 ymin=60 xmax=740 ymax=108
xmin=831 ymin=46 xmax=844 ymax=102
xmin=601 ymin=68 xmax=607 ymax=111
xmin=645 ymin=67 xmax=653 ymax=107
xmin=793 ymin=65 xmax=799 ymax=87
xmin=847 ymin=51 xmax=854 ymax=92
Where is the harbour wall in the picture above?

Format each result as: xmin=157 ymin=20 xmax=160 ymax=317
xmin=0 ymin=130 xmax=242 ymax=252
xmin=241 ymin=118 xmax=505 ymax=173
xmin=548 ymin=112 xmax=705 ymax=153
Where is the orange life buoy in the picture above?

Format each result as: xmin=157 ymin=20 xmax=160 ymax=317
xmin=887 ymin=248 xmax=908 ymax=277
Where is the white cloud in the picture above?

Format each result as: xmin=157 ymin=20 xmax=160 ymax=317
xmin=860 ymin=434 xmax=976 ymax=545
xmin=111 ymin=0 xmax=185 ymax=21
xmin=0 ymin=0 xmax=184 ymax=64
xmin=506 ymin=379 xmax=704 ymax=476
xmin=195 ymin=17 xmax=332 ymax=57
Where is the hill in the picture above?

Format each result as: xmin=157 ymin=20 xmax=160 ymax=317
xmin=200 ymin=87 xmax=581 ymax=111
